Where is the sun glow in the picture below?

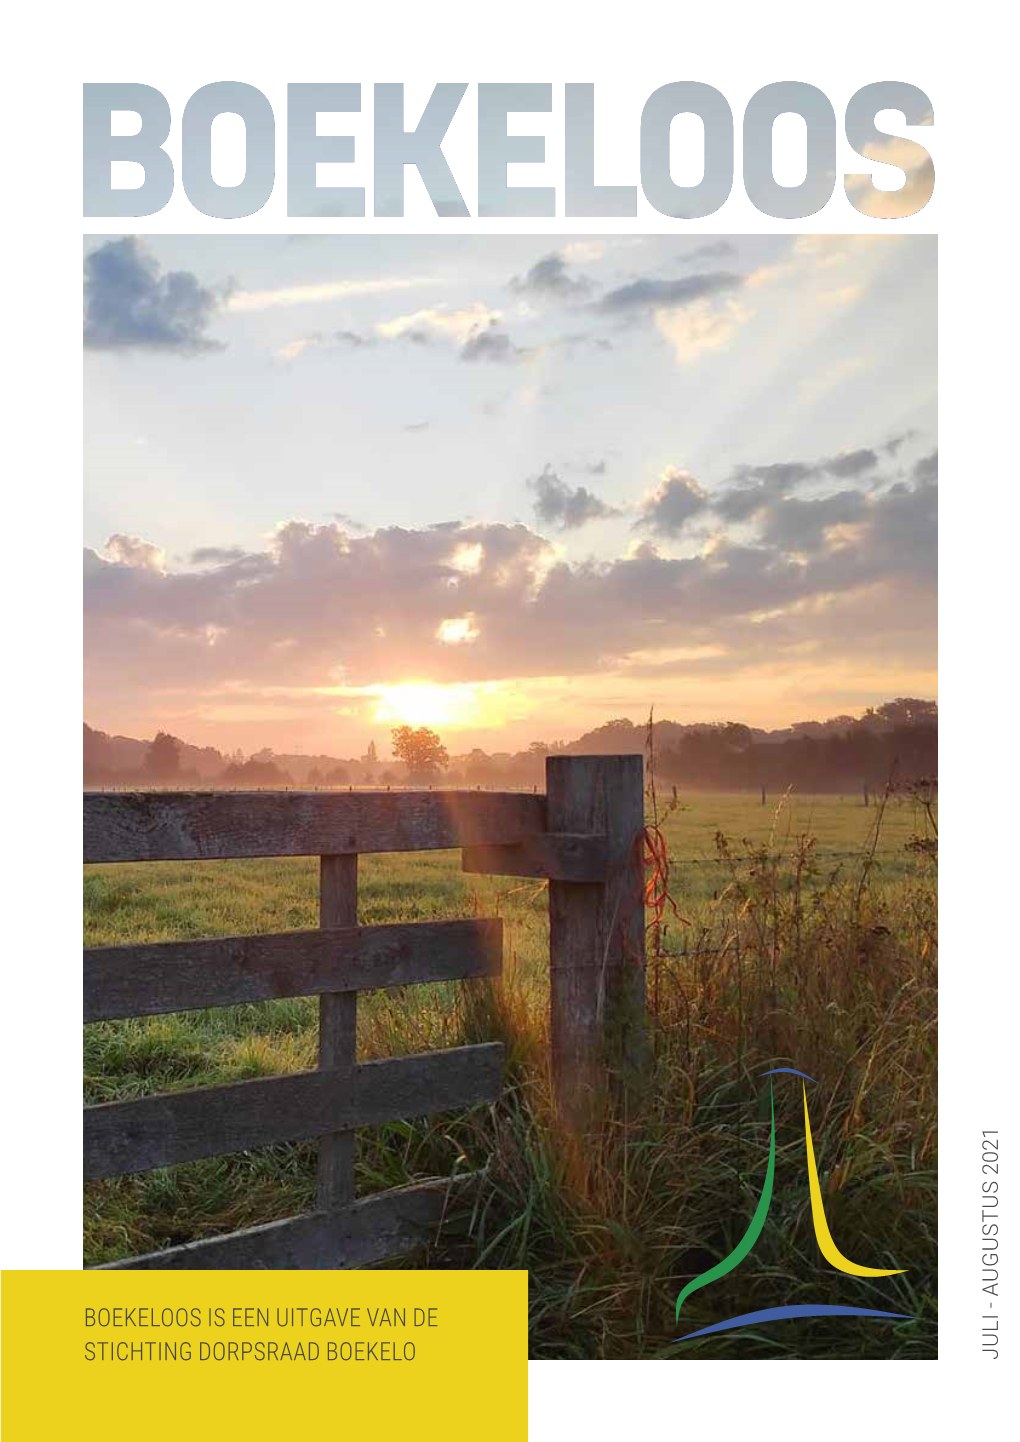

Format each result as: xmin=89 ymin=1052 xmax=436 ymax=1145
xmin=373 ymin=682 xmax=486 ymax=729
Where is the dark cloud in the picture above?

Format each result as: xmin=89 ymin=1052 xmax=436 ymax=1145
xmin=596 ymin=271 xmax=744 ymax=315
xmin=822 ymin=448 xmax=879 ymax=479
xmin=529 ymin=466 xmax=620 ymax=531
xmin=913 ymin=450 xmax=938 ymax=483
xmin=712 ymin=446 xmax=889 ymax=522
xmin=509 ymin=251 xmax=592 ymax=300
xmin=636 ymin=469 xmax=709 ymax=536
xmin=679 ymin=240 xmax=737 ymax=265
xmin=84 ymin=238 xmax=226 ymax=353
xmin=713 ymin=462 xmax=812 ymax=522
xmin=460 ymin=325 xmax=530 ymax=364
xmin=757 ymin=491 xmax=868 ymax=552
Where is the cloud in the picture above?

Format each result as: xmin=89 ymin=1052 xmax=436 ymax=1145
xmin=635 ymin=467 xmax=709 ymax=536
xmin=436 ymin=615 xmax=480 ymax=644
xmin=509 ymin=251 xmax=592 ymax=300
xmin=591 ymin=268 xmax=753 ymax=364
xmin=276 ymin=329 xmax=374 ymax=361
xmin=883 ymin=430 xmax=917 ymax=457
xmin=461 ymin=324 xmax=532 ymax=364
xmin=104 ymin=533 xmax=166 ymax=571
xmin=529 ymin=466 xmax=621 ymax=531
xmin=277 ymin=307 xmax=532 ymax=366
xmin=84 ymin=238 xmax=226 ymax=354
xmin=370 ymin=304 xmax=533 ymax=364
xmin=226 ymin=277 xmax=434 ymax=313
xmin=562 ymin=241 xmax=606 ymax=264
xmin=757 ymin=490 xmax=868 ymax=552
xmin=596 ymin=271 xmax=744 ymax=315
xmin=85 ymin=469 xmax=935 ymax=723
xmin=712 ymin=446 xmax=887 ymax=521
xmin=679 ymin=241 xmax=737 ymax=265
xmin=190 ymin=546 xmax=250 ymax=567
xmin=713 ymin=462 xmax=813 ymax=521
xmin=655 ymin=298 xmax=752 ymax=364
xmin=376 ymin=304 xmax=500 ymax=345
xmin=913 ymin=450 xmax=937 ymax=483
xmin=822 ymin=448 xmax=880 ymax=479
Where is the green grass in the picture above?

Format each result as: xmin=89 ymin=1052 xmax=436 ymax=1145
xmin=83 ymin=789 xmax=937 ymax=1360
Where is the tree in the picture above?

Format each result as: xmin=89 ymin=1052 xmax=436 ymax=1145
xmin=721 ymin=722 xmax=754 ymax=750
xmin=464 ymin=748 xmax=495 ymax=785
xmin=877 ymin=698 xmax=938 ymax=727
xmin=220 ymin=757 xmax=292 ymax=786
xmin=391 ymin=725 xmax=449 ymax=782
xmin=144 ymin=731 xmax=182 ymax=780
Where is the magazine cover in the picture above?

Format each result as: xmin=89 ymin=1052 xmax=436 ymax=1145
xmin=0 ymin=7 xmax=1005 ymax=1439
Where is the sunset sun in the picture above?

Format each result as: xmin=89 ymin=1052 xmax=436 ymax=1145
xmin=374 ymin=682 xmax=476 ymax=729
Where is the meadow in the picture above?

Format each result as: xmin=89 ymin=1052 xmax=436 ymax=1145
xmin=84 ymin=787 xmax=937 ymax=1359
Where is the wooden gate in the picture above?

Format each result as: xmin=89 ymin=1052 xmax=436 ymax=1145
xmin=83 ymin=754 xmax=646 ymax=1269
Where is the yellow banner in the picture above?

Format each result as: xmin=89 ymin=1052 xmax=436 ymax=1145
xmin=1 ymin=1269 xmax=528 ymax=1440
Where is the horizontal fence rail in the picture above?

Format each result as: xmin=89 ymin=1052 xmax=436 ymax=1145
xmin=84 ymin=788 xmax=548 ymax=863
xmin=84 ymin=917 xmax=502 ymax=1022
xmin=84 ymin=1044 xmax=504 ymax=1180
xmin=93 ymin=1176 xmax=478 ymax=1272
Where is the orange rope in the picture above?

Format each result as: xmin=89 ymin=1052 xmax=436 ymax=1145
xmin=640 ymin=823 xmax=687 ymax=936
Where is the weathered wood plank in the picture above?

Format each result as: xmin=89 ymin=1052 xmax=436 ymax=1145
xmin=91 ymin=1175 xmax=480 ymax=1270
xmin=84 ymin=918 xmax=503 ymax=1022
xmin=84 ymin=789 xmax=548 ymax=863
xmin=462 ymin=833 xmax=610 ymax=882
xmin=84 ymin=1043 xmax=504 ymax=1180
xmin=318 ymin=853 xmax=358 ymax=1210
xmin=546 ymin=755 xmax=647 ymax=1122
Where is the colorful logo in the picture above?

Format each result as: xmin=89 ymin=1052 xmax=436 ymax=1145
xmin=674 ymin=1068 xmax=912 ymax=1341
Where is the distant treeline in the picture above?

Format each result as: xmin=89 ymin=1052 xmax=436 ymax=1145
xmin=651 ymin=719 xmax=936 ymax=793
xmin=83 ymin=697 xmax=937 ymax=793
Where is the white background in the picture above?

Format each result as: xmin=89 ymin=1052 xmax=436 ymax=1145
xmin=1 ymin=1 xmax=1012 ymax=1434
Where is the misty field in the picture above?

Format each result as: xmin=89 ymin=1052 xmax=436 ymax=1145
xmin=84 ymin=789 xmax=937 ymax=1359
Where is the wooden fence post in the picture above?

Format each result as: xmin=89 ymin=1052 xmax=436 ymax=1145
xmin=546 ymin=754 xmax=646 ymax=1122
xmin=318 ymin=853 xmax=358 ymax=1209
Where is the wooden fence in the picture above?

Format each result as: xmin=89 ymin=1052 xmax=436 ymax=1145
xmin=83 ymin=754 xmax=645 ymax=1269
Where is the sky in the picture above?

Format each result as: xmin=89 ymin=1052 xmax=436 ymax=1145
xmin=84 ymin=232 xmax=937 ymax=756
